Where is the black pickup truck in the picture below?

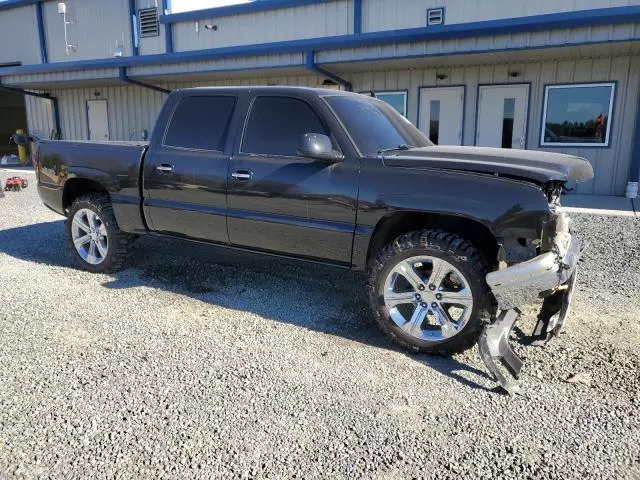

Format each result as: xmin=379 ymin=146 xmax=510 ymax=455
xmin=32 ymin=86 xmax=593 ymax=392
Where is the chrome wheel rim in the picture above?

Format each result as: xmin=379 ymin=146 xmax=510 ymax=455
xmin=383 ymin=256 xmax=474 ymax=341
xmin=71 ymin=208 xmax=108 ymax=265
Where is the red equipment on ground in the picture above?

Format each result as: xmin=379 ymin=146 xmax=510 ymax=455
xmin=3 ymin=177 xmax=28 ymax=191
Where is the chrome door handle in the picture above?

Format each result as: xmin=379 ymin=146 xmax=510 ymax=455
xmin=231 ymin=170 xmax=253 ymax=180
xmin=156 ymin=164 xmax=174 ymax=174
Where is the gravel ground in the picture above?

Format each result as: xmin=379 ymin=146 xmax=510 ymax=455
xmin=0 ymin=169 xmax=639 ymax=479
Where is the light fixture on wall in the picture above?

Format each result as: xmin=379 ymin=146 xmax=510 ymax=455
xmin=436 ymin=73 xmax=448 ymax=80
xmin=321 ymin=78 xmax=341 ymax=90
xmin=509 ymin=71 xmax=522 ymax=78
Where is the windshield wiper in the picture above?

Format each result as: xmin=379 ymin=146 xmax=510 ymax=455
xmin=376 ymin=144 xmax=418 ymax=154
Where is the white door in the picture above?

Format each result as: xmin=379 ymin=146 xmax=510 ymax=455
xmin=419 ymin=86 xmax=464 ymax=146
xmin=87 ymin=100 xmax=109 ymax=141
xmin=476 ymin=84 xmax=529 ymax=149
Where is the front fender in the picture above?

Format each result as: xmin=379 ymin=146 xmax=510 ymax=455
xmin=353 ymin=164 xmax=550 ymax=268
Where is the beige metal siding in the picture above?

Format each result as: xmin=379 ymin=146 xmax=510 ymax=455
xmin=42 ymin=0 xmax=133 ymax=63
xmin=361 ymin=0 xmax=637 ymax=32
xmin=127 ymin=53 xmax=305 ymax=78
xmin=25 ymin=74 xmax=322 ymax=142
xmin=0 ymin=5 xmax=41 ymax=65
xmin=3 ymin=69 xmax=121 ymax=88
xmin=317 ymin=23 xmax=640 ymax=63
xmin=24 ymin=95 xmax=55 ymax=139
xmin=343 ymin=55 xmax=639 ymax=195
xmin=172 ymin=0 xmax=352 ymax=52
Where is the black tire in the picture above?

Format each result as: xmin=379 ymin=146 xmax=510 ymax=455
xmin=368 ymin=229 xmax=494 ymax=355
xmin=66 ymin=193 xmax=137 ymax=273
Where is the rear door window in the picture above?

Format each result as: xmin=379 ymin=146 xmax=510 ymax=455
xmin=164 ymin=95 xmax=236 ymax=151
xmin=242 ymin=96 xmax=329 ymax=157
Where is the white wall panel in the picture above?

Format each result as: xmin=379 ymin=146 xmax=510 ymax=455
xmin=361 ymin=0 xmax=635 ymax=32
xmin=42 ymin=0 xmax=133 ymax=63
xmin=0 ymin=5 xmax=41 ymax=65
xmin=172 ymin=0 xmax=352 ymax=52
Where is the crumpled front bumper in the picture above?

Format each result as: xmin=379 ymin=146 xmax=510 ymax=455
xmin=479 ymin=210 xmax=582 ymax=394
xmin=485 ymin=210 xmax=581 ymax=310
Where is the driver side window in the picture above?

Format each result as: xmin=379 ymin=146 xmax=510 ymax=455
xmin=242 ymin=96 xmax=329 ymax=157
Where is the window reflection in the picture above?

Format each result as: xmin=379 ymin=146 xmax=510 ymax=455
xmin=542 ymin=83 xmax=615 ymax=147
xmin=429 ymin=100 xmax=440 ymax=144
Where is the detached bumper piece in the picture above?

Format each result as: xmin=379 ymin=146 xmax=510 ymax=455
xmin=478 ymin=309 xmax=523 ymax=395
xmin=480 ymin=211 xmax=582 ymax=394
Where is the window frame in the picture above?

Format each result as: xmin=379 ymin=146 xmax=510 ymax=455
xmin=161 ymin=94 xmax=237 ymax=153
xmin=359 ymin=90 xmax=408 ymax=117
xmin=239 ymin=94 xmax=333 ymax=159
xmin=539 ymin=82 xmax=616 ymax=148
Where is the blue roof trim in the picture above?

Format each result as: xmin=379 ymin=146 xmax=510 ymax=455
xmin=160 ymin=0 xmax=335 ymax=24
xmin=0 ymin=0 xmax=38 ymax=11
xmin=1 ymin=6 xmax=639 ymax=77
xmin=162 ymin=0 xmax=174 ymax=53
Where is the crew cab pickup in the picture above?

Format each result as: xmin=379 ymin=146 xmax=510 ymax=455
xmin=32 ymin=86 xmax=594 ymax=392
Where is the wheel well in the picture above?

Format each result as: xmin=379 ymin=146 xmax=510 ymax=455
xmin=62 ymin=178 xmax=109 ymax=213
xmin=366 ymin=212 xmax=499 ymax=267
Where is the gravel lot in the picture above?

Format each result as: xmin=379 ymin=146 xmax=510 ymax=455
xmin=1 ymin=169 xmax=639 ymax=479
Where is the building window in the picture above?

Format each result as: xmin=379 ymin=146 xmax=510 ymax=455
xmin=365 ymin=91 xmax=407 ymax=117
xmin=540 ymin=83 xmax=615 ymax=147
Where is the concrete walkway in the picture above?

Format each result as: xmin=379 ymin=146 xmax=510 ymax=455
xmin=562 ymin=194 xmax=637 ymax=217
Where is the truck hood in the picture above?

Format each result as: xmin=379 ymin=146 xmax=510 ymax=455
xmin=382 ymin=146 xmax=594 ymax=184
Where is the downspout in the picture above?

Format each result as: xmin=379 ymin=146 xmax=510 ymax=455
xmin=162 ymin=0 xmax=174 ymax=53
xmin=627 ymin=93 xmax=640 ymax=198
xmin=305 ymin=50 xmax=352 ymax=91
xmin=119 ymin=67 xmax=171 ymax=94
xmin=0 ymin=82 xmax=61 ymax=139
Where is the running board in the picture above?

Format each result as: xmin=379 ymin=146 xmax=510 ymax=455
xmin=478 ymin=309 xmax=524 ymax=395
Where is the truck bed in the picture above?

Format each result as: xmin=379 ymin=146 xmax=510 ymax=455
xmin=35 ymin=139 xmax=147 ymax=233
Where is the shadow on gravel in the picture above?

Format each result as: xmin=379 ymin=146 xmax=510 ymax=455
xmin=0 ymin=220 xmax=493 ymax=391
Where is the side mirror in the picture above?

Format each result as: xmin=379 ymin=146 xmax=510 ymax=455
xmin=297 ymin=133 xmax=344 ymax=162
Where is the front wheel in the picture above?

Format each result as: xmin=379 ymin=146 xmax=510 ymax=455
xmin=368 ymin=229 xmax=494 ymax=355
xmin=66 ymin=194 xmax=137 ymax=273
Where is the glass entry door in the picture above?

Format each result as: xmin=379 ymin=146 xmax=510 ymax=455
xmin=418 ymin=86 xmax=464 ymax=145
xmin=476 ymin=84 xmax=529 ymax=149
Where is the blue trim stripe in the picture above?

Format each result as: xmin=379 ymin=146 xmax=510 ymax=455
xmin=160 ymin=0 xmax=335 ymax=24
xmin=162 ymin=0 xmax=174 ymax=53
xmin=35 ymin=1 xmax=47 ymax=63
xmin=0 ymin=0 xmax=38 ymax=11
xmin=353 ymin=0 xmax=362 ymax=34
xmin=1 ymin=6 xmax=639 ymax=77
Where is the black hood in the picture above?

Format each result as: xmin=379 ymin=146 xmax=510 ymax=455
xmin=382 ymin=146 xmax=594 ymax=184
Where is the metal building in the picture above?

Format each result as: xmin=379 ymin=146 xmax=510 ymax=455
xmin=1 ymin=0 xmax=639 ymax=196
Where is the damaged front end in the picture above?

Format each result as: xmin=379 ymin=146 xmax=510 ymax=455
xmin=479 ymin=186 xmax=583 ymax=394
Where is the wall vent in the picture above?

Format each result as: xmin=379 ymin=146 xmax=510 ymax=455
xmin=427 ymin=7 xmax=445 ymax=26
xmin=138 ymin=7 xmax=159 ymax=37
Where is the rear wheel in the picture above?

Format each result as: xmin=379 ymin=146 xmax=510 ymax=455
xmin=66 ymin=194 xmax=137 ymax=273
xmin=368 ymin=229 xmax=494 ymax=355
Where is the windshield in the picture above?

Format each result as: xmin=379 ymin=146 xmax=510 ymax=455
xmin=324 ymin=94 xmax=432 ymax=156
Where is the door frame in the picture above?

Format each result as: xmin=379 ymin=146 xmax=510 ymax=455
xmin=474 ymin=82 xmax=531 ymax=149
xmin=417 ymin=84 xmax=466 ymax=144
xmin=86 ymin=99 xmax=110 ymax=141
